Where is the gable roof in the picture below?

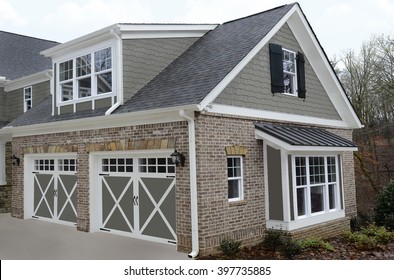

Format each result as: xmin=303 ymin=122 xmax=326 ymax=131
xmin=115 ymin=4 xmax=295 ymax=114
xmin=0 ymin=31 xmax=59 ymax=80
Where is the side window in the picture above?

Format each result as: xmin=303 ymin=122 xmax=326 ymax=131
xmin=227 ymin=156 xmax=243 ymax=201
xmin=269 ymin=43 xmax=306 ymax=98
xmin=23 ymin=86 xmax=32 ymax=112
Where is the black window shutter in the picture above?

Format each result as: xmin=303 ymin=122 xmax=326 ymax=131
xmin=269 ymin=43 xmax=284 ymax=94
xmin=297 ymin=52 xmax=306 ymax=99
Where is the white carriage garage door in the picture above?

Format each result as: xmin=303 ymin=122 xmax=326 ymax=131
xmin=97 ymin=155 xmax=176 ymax=244
xmin=32 ymin=157 xmax=77 ymax=225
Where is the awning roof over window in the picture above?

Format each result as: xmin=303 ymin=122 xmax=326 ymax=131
xmin=255 ymin=123 xmax=358 ymax=151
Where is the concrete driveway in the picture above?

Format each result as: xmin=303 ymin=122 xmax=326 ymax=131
xmin=0 ymin=214 xmax=188 ymax=260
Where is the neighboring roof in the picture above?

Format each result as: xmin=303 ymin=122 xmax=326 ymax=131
xmin=0 ymin=31 xmax=59 ymax=80
xmin=7 ymin=96 xmax=110 ymax=127
xmin=255 ymin=123 xmax=357 ymax=148
xmin=0 ymin=121 xmax=9 ymax=129
xmin=115 ymin=3 xmax=295 ymax=114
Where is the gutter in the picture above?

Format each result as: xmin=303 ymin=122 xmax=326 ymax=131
xmin=179 ymin=109 xmax=199 ymax=259
xmin=106 ymin=27 xmax=123 ymax=115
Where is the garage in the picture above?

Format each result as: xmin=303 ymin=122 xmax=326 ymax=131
xmin=92 ymin=152 xmax=177 ymax=244
xmin=25 ymin=155 xmax=78 ymax=225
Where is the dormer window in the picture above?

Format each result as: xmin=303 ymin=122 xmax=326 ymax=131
xmin=58 ymin=46 xmax=113 ymax=103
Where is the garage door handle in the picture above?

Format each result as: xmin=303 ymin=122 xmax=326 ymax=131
xmin=99 ymin=173 xmax=109 ymax=176
xmin=133 ymin=196 xmax=139 ymax=206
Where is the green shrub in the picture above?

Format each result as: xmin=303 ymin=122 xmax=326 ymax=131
xmin=280 ymin=239 xmax=302 ymax=259
xmin=262 ymin=228 xmax=302 ymax=259
xmin=345 ymin=224 xmax=394 ymax=249
xmin=374 ymin=180 xmax=394 ymax=230
xmin=300 ymin=237 xmax=335 ymax=252
xmin=350 ymin=212 xmax=374 ymax=232
xmin=219 ymin=238 xmax=242 ymax=257
xmin=262 ymin=228 xmax=289 ymax=251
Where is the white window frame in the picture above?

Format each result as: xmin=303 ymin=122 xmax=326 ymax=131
xmin=227 ymin=156 xmax=244 ymax=202
xmin=282 ymin=48 xmax=297 ymax=96
xmin=23 ymin=86 xmax=32 ymax=112
xmin=57 ymin=45 xmax=114 ymax=106
xmin=292 ymin=154 xmax=341 ymax=220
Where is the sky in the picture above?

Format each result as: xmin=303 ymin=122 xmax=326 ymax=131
xmin=1 ymin=0 xmax=393 ymax=59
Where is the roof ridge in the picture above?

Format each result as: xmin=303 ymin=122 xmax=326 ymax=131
xmin=0 ymin=30 xmax=59 ymax=44
xmin=222 ymin=3 xmax=296 ymax=25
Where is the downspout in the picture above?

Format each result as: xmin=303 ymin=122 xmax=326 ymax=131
xmin=105 ymin=27 xmax=123 ymax=115
xmin=179 ymin=109 xmax=199 ymax=258
xmin=45 ymin=70 xmax=54 ymax=116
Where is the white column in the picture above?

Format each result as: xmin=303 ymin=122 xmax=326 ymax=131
xmin=0 ymin=141 xmax=7 ymax=185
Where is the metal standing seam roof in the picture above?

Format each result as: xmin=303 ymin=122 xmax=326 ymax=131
xmin=255 ymin=123 xmax=357 ymax=148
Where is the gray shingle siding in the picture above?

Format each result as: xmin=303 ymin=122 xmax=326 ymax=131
xmin=215 ymin=23 xmax=341 ymax=120
xmin=115 ymin=4 xmax=295 ymax=114
xmin=122 ymin=38 xmax=199 ymax=102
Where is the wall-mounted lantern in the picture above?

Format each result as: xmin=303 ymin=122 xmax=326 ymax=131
xmin=171 ymin=149 xmax=185 ymax=167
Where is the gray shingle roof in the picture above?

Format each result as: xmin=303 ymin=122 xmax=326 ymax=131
xmin=0 ymin=31 xmax=59 ymax=80
xmin=115 ymin=4 xmax=295 ymax=114
xmin=6 ymin=4 xmax=295 ymax=128
xmin=255 ymin=123 xmax=357 ymax=148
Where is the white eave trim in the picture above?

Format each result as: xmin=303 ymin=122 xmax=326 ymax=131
xmin=205 ymin=103 xmax=353 ymax=129
xmin=4 ymin=70 xmax=52 ymax=92
xmin=119 ymin=24 xmax=218 ymax=39
xmin=2 ymin=105 xmax=198 ymax=138
xmin=255 ymin=129 xmax=358 ymax=152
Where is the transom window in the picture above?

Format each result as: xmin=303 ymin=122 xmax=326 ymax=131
xmin=23 ymin=86 xmax=32 ymax=112
xmin=138 ymin=158 xmax=175 ymax=174
xmin=58 ymin=47 xmax=112 ymax=102
xmin=227 ymin=156 xmax=243 ymax=201
xmin=294 ymin=155 xmax=340 ymax=218
xmin=34 ymin=159 xmax=55 ymax=171
xmin=283 ymin=49 xmax=297 ymax=95
xmin=102 ymin=158 xmax=133 ymax=173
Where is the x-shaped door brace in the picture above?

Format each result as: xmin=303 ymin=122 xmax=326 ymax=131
xmin=57 ymin=176 xmax=78 ymax=220
xmin=102 ymin=177 xmax=134 ymax=232
xmin=138 ymin=178 xmax=176 ymax=240
xmin=34 ymin=174 xmax=55 ymax=218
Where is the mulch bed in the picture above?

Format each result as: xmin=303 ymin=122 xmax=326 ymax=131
xmin=198 ymin=236 xmax=394 ymax=260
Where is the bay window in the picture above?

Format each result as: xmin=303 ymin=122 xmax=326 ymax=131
xmin=294 ymin=155 xmax=340 ymax=218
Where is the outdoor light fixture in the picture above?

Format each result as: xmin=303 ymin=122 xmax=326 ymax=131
xmin=171 ymin=149 xmax=185 ymax=167
xmin=12 ymin=155 xmax=20 ymax=166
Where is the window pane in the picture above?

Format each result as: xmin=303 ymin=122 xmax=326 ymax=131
xmin=283 ymin=73 xmax=294 ymax=94
xmin=311 ymin=185 xmax=324 ymax=213
xmin=76 ymin=54 xmax=91 ymax=77
xmin=309 ymin=157 xmax=325 ymax=184
xmin=78 ymin=77 xmax=91 ymax=98
xmin=297 ymin=187 xmax=306 ymax=216
xmin=329 ymin=184 xmax=336 ymax=210
xmin=60 ymin=60 xmax=73 ymax=81
xmin=95 ymin=48 xmax=112 ymax=72
xmin=228 ymin=179 xmax=240 ymax=199
xmin=61 ymin=82 xmax=73 ymax=101
xmin=97 ymin=72 xmax=112 ymax=94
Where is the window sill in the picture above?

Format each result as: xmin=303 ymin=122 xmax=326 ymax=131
xmin=228 ymin=200 xmax=247 ymax=207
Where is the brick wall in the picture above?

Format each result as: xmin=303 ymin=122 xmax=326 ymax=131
xmin=194 ymin=113 xmax=357 ymax=255
xmin=0 ymin=142 xmax=12 ymax=213
xmin=11 ymin=121 xmax=191 ymax=251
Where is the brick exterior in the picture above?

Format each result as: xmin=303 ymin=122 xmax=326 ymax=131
xmin=11 ymin=121 xmax=191 ymax=250
xmin=194 ymin=113 xmax=357 ymax=255
xmin=0 ymin=142 xmax=12 ymax=213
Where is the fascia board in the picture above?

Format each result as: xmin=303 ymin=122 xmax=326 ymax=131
xmin=255 ymin=129 xmax=358 ymax=152
xmin=287 ymin=8 xmax=363 ymax=129
xmin=4 ymin=70 xmax=51 ymax=92
xmin=5 ymin=105 xmax=198 ymax=138
xmin=119 ymin=24 xmax=218 ymax=39
xmin=198 ymin=4 xmax=298 ymax=110
xmin=41 ymin=24 xmax=119 ymax=58
xmin=206 ymin=104 xmax=350 ymax=129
